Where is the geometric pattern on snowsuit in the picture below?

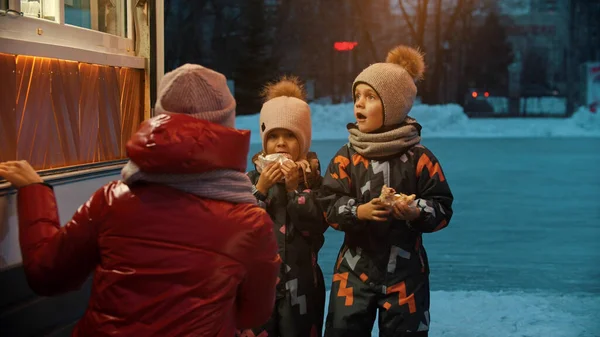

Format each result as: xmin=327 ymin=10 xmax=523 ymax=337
xmin=319 ymin=143 xmax=453 ymax=337
xmin=242 ymin=152 xmax=328 ymax=337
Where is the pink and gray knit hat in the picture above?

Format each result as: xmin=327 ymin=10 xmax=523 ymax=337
xmin=155 ymin=64 xmax=236 ymax=128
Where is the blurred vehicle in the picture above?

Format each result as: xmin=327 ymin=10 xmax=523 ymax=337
xmin=464 ymin=88 xmax=495 ymax=117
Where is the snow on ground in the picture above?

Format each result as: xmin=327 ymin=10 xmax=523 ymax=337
xmin=324 ymin=290 xmax=600 ymax=337
xmin=236 ymin=103 xmax=600 ymax=144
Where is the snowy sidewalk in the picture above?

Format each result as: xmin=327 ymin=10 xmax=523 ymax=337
xmin=237 ymin=104 xmax=600 ymax=144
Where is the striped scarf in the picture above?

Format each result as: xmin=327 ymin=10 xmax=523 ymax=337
xmin=121 ymin=161 xmax=256 ymax=205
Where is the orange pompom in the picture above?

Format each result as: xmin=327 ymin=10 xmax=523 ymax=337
xmin=385 ymin=46 xmax=426 ymax=81
xmin=260 ymin=75 xmax=307 ymax=102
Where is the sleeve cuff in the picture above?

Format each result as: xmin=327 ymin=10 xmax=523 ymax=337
xmin=18 ymin=182 xmax=52 ymax=191
xmin=252 ymin=185 xmax=267 ymax=202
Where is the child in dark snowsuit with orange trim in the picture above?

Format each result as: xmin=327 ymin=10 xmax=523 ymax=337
xmin=238 ymin=77 xmax=327 ymax=337
xmin=319 ymin=45 xmax=454 ymax=337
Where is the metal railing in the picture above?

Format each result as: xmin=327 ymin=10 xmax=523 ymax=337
xmin=0 ymin=160 xmax=127 ymax=194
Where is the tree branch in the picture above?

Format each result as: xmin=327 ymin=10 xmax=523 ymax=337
xmin=416 ymin=0 xmax=429 ymax=47
xmin=397 ymin=0 xmax=418 ymax=42
xmin=443 ymin=0 xmax=468 ymax=42
xmin=352 ymin=0 xmax=379 ymax=61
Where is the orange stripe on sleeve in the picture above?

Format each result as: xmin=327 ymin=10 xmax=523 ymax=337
xmin=416 ymin=153 xmax=445 ymax=182
xmin=351 ymin=153 xmax=369 ymax=169
xmin=333 ymin=155 xmax=351 ymax=183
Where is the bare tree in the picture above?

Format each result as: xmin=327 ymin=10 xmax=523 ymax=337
xmin=396 ymin=0 xmax=429 ymax=48
xmin=395 ymin=0 xmax=477 ymax=103
xmin=350 ymin=0 xmax=380 ymax=62
xmin=164 ymin=1 xmax=208 ymax=71
xmin=164 ymin=0 xmax=243 ymax=74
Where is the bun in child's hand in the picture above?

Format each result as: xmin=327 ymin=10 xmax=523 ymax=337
xmin=379 ymin=184 xmax=416 ymax=208
xmin=255 ymin=153 xmax=292 ymax=172
xmin=393 ymin=193 xmax=416 ymax=204
xmin=379 ymin=184 xmax=397 ymax=205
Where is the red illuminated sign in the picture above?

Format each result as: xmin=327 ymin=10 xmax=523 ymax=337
xmin=334 ymin=41 xmax=358 ymax=51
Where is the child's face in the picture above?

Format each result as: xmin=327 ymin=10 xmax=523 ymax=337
xmin=265 ymin=128 xmax=301 ymax=161
xmin=354 ymin=83 xmax=383 ymax=133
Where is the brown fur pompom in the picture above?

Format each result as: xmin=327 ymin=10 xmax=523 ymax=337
xmin=385 ymin=46 xmax=426 ymax=81
xmin=260 ymin=75 xmax=307 ymax=103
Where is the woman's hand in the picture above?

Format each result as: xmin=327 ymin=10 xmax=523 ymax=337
xmin=0 ymin=161 xmax=43 ymax=188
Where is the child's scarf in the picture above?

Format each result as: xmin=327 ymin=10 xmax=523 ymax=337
xmin=347 ymin=117 xmax=422 ymax=159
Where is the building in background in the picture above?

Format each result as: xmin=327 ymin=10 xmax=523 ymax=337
xmin=501 ymin=0 xmax=567 ymax=97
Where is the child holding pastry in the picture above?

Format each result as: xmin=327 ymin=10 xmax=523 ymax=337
xmin=241 ymin=76 xmax=328 ymax=337
xmin=319 ymin=45 xmax=454 ymax=337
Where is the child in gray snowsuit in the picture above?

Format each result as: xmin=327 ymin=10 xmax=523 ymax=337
xmin=319 ymin=45 xmax=454 ymax=337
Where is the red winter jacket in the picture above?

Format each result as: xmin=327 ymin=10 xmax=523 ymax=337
xmin=17 ymin=114 xmax=280 ymax=337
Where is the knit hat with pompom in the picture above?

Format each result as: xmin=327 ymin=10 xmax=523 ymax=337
xmin=259 ymin=76 xmax=312 ymax=158
xmin=353 ymin=45 xmax=425 ymax=126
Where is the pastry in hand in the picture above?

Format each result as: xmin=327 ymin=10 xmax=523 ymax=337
xmin=379 ymin=185 xmax=416 ymax=207
xmin=379 ymin=185 xmax=397 ymax=206
xmin=254 ymin=153 xmax=293 ymax=173
xmin=394 ymin=192 xmax=416 ymax=205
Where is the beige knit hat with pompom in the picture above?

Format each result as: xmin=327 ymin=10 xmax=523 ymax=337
xmin=353 ymin=45 xmax=426 ymax=126
xmin=259 ymin=76 xmax=312 ymax=158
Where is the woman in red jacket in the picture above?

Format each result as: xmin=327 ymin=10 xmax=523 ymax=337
xmin=0 ymin=64 xmax=281 ymax=337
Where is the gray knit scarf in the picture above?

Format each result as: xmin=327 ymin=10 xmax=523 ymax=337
xmin=347 ymin=117 xmax=422 ymax=158
xmin=121 ymin=161 xmax=256 ymax=205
